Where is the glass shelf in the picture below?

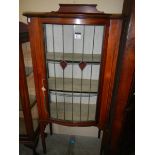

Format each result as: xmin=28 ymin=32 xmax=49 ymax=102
xmin=19 ymin=95 xmax=36 ymax=111
xmin=48 ymin=77 xmax=98 ymax=93
xmin=27 ymin=73 xmax=35 ymax=96
xmin=19 ymin=102 xmax=38 ymax=119
xmin=46 ymin=52 xmax=101 ymax=63
xmin=23 ymin=51 xmax=32 ymax=67
xmin=19 ymin=117 xmax=38 ymax=135
xmin=25 ymin=67 xmax=33 ymax=77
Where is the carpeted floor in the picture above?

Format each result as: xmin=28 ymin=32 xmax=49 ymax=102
xmin=19 ymin=134 xmax=101 ymax=155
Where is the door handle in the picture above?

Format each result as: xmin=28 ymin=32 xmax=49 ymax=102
xmin=41 ymin=79 xmax=46 ymax=92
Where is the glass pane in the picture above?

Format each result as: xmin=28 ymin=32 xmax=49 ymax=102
xmin=20 ymin=42 xmax=39 ymax=134
xmin=43 ymin=24 xmax=104 ymax=122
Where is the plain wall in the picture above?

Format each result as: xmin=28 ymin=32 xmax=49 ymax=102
xmin=20 ymin=0 xmax=124 ymax=137
xmin=19 ymin=0 xmax=124 ymax=23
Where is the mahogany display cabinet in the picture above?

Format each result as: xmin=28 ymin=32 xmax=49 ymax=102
xmin=19 ymin=22 xmax=40 ymax=155
xmin=23 ymin=4 xmax=124 ymax=153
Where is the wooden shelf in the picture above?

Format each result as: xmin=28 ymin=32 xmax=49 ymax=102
xmin=46 ymin=52 xmax=101 ymax=63
xmin=50 ymin=102 xmax=96 ymax=121
xmin=48 ymin=77 xmax=98 ymax=93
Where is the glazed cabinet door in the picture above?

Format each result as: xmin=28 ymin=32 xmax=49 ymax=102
xmin=28 ymin=17 xmax=122 ymax=129
xmin=44 ymin=24 xmax=104 ymax=122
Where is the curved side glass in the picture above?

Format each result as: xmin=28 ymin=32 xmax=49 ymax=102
xmin=19 ymin=42 xmax=39 ymax=135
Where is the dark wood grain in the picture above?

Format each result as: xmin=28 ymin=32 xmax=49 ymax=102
xmin=28 ymin=18 xmax=49 ymax=121
xmin=98 ymin=19 xmax=123 ymax=129
xmin=23 ymin=4 xmax=123 ymax=19
xmin=95 ymin=24 xmax=109 ymax=124
xmin=110 ymin=9 xmax=135 ymax=154
xmin=41 ymin=17 xmax=110 ymax=25
xmin=100 ymin=0 xmax=135 ymax=154
xmin=28 ymin=18 xmax=50 ymax=153
xmin=23 ymin=12 xmax=123 ymax=19
xmin=47 ymin=119 xmax=96 ymax=127
xmin=58 ymin=4 xmax=103 ymax=13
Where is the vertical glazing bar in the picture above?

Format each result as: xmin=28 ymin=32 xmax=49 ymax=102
xmin=72 ymin=25 xmax=74 ymax=121
xmin=87 ymin=26 xmax=96 ymax=120
xmin=80 ymin=25 xmax=85 ymax=121
xmin=62 ymin=25 xmax=65 ymax=120
xmin=81 ymin=26 xmax=85 ymax=62
xmin=52 ymin=24 xmax=58 ymax=119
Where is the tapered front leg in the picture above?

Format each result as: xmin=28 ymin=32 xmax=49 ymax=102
xmin=40 ymin=123 xmax=47 ymax=154
xmin=49 ymin=123 xmax=53 ymax=135
xmin=98 ymin=129 xmax=102 ymax=139
xmin=33 ymin=148 xmax=39 ymax=155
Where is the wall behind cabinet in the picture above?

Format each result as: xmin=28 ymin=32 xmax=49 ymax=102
xmin=19 ymin=0 xmax=124 ymax=23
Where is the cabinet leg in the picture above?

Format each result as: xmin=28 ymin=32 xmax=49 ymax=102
xmin=49 ymin=123 xmax=53 ymax=135
xmin=41 ymin=132 xmax=46 ymax=154
xmin=40 ymin=124 xmax=47 ymax=154
xmin=33 ymin=148 xmax=39 ymax=155
xmin=98 ymin=129 xmax=101 ymax=139
xmin=100 ymin=137 xmax=104 ymax=155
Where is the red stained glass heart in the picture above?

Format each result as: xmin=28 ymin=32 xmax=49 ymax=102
xmin=79 ymin=61 xmax=87 ymax=70
xmin=60 ymin=60 xmax=67 ymax=70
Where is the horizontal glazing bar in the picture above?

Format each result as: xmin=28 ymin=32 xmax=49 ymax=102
xmin=47 ymin=60 xmax=100 ymax=65
xmin=49 ymin=91 xmax=98 ymax=97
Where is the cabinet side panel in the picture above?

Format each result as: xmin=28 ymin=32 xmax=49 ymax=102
xmin=98 ymin=19 xmax=122 ymax=129
xmin=19 ymin=44 xmax=34 ymax=136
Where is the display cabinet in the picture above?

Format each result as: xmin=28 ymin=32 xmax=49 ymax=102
xmin=23 ymin=4 xmax=123 ymax=153
xmin=19 ymin=22 xmax=40 ymax=155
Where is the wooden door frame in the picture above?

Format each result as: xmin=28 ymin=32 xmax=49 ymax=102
xmin=27 ymin=16 xmax=123 ymax=129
